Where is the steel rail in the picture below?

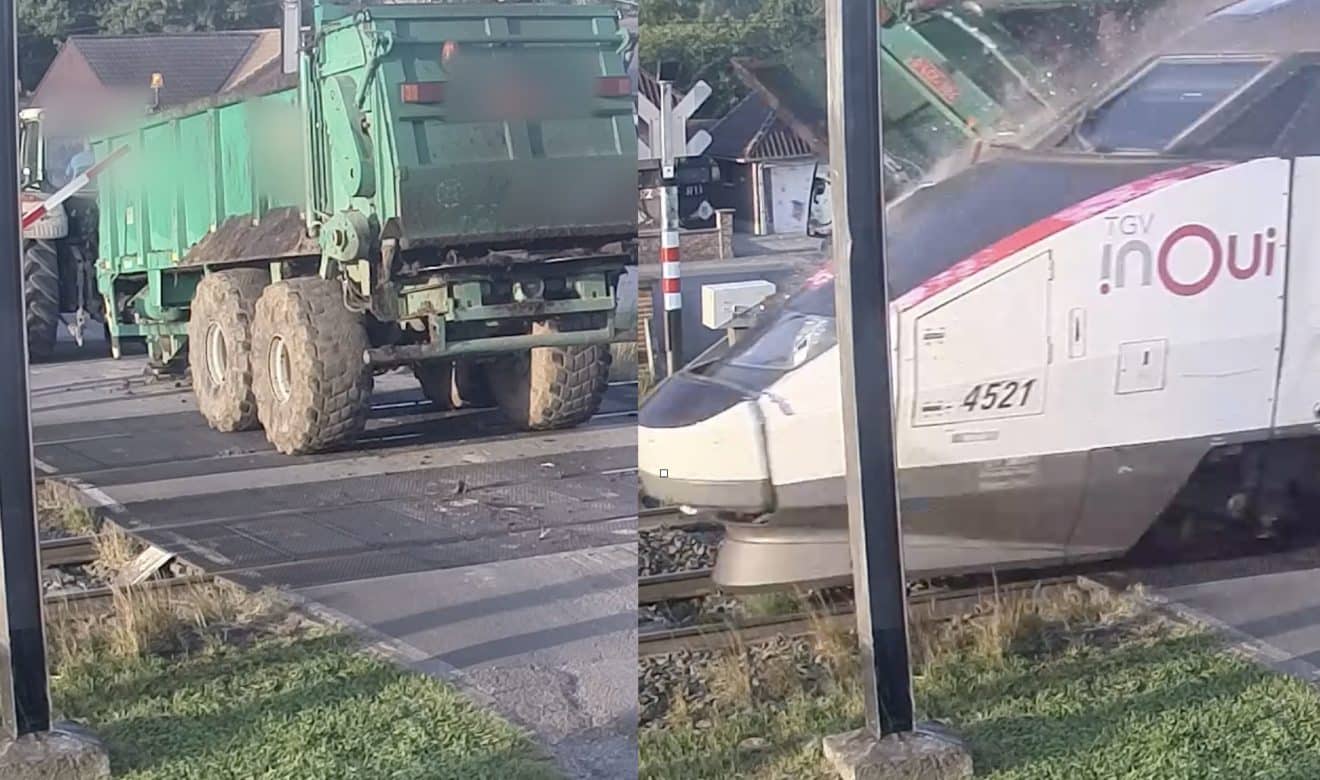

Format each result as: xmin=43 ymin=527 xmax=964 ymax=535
xmin=639 ymin=575 xmax=1081 ymax=657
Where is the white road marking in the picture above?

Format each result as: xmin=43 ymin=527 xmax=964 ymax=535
xmin=593 ymin=410 xmax=638 ymax=420
xmin=35 ymin=432 xmax=132 ymax=447
xmin=101 ymin=423 xmax=637 ymax=505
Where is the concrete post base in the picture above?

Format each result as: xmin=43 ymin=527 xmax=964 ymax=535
xmin=0 ymin=723 xmax=111 ymax=779
xmin=823 ymin=722 xmax=972 ymax=780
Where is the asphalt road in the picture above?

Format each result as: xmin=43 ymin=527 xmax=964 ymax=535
xmin=28 ymin=331 xmax=638 ymax=780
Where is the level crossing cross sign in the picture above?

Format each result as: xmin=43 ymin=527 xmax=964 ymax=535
xmin=637 ymin=79 xmax=712 ymax=175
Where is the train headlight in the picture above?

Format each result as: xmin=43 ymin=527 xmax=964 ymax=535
xmin=728 ymin=313 xmax=836 ymax=371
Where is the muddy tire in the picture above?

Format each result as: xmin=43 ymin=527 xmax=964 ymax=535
xmin=454 ymin=360 xmax=496 ymax=408
xmin=414 ymin=360 xmax=456 ymax=410
xmin=608 ymin=341 xmax=637 ymax=382
xmin=486 ymin=321 xmax=611 ymax=430
xmin=414 ymin=360 xmax=495 ymax=409
xmin=188 ymin=269 xmax=268 ymax=432
xmin=252 ymin=277 xmax=372 ymax=454
xmin=23 ymin=239 xmax=60 ymax=361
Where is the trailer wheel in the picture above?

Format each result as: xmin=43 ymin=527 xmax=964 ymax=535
xmin=454 ymin=360 xmax=496 ymax=408
xmin=23 ymin=239 xmax=60 ymax=361
xmin=188 ymin=269 xmax=268 ymax=432
xmin=413 ymin=360 xmax=456 ymax=411
xmin=252 ymin=278 xmax=372 ymax=455
xmin=486 ymin=320 xmax=611 ymax=430
xmin=414 ymin=360 xmax=496 ymax=410
xmin=609 ymin=341 xmax=638 ymax=382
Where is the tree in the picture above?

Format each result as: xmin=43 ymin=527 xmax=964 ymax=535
xmin=18 ymin=0 xmax=94 ymax=89
xmin=638 ymin=0 xmax=824 ymax=116
xmin=96 ymin=0 xmax=280 ymax=36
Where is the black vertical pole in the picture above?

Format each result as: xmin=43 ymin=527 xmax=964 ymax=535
xmin=824 ymin=0 xmax=914 ymax=736
xmin=0 ymin=0 xmax=53 ymax=736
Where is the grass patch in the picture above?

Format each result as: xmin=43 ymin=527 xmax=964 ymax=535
xmin=55 ymin=633 xmax=558 ymax=780
xmin=36 ymin=480 xmax=98 ymax=536
xmin=640 ymin=584 xmax=1320 ymax=779
xmin=49 ymin=580 xmax=558 ymax=779
xmin=40 ymin=493 xmax=556 ymax=779
xmin=735 ymin=590 xmax=806 ymax=620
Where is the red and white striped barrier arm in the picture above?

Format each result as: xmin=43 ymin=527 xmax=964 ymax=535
xmin=21 ymin=145 xmax=128 ymax=230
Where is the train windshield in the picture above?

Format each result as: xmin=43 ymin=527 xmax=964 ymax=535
xmin=1077 ymin=58 xmax=1268 ymax=151
xmin=686 ymin=269 xmax=838 ymax=387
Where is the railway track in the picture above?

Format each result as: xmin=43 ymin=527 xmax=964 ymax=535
xmin=44 ymin=573 xmax=216 ymax=615
xmin=639 ymin=569 xmax=714 ymax=604
xmin=39 ymin=535 xmax=98 ymax=568
xmin=639 ymin=505 xmax=689 ymax=531
xmin=638 ymin=575 xmax=1081 ymax=657
xmin=39 ymin=530 xmax=215 ymax=614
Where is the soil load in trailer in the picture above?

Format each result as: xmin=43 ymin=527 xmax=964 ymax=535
xmin=639 ymin=0 xmax=1320 ymax=589
xmin=89 ymin=0 xmax=637 ymax=454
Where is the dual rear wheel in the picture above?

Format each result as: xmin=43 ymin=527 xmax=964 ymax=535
xmin=189 ymin=274 xmax=371 ymax=454
xmin=188 ymin=270 xmax=611 ymax=455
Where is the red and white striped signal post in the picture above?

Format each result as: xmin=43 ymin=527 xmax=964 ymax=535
xmin=658 ymin=163 xmax=682 ymax=376
xmin=643 ymin=73 xmax=709 ymax=375
xmin=657 ymin=79 xmax=683 ymax=376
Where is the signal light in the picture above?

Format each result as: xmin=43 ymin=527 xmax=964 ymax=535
xmin=595 ymin=76 xmax=631 ymax=97
xmin=401 ymin=82 xmax=445 ymax=104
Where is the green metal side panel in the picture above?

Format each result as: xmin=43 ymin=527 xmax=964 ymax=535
xmin=91 ymin=86 xmax=303 ymax=278
xmin=93 ymin=3 xmax=633 ymax=282
xmin=178 ymin=112 xmax=215 ymax=245
xmin=219 ymin=105 xmax=254 ymax=221
xmin=332 ymin=4 xmax=636 ymax=248
xmin=142 ymin=122 xmax=175 ymax=265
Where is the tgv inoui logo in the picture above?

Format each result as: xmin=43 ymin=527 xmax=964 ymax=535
xmin=1099 ymin=213 xmax=1278 ymax=297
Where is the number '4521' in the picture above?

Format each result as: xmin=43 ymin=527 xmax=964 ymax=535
xmin=962 ymin=379 xmax=1036 ymax=412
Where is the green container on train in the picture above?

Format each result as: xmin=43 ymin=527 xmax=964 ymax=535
xmin=89 ymin=0 xmax=636 ymax=455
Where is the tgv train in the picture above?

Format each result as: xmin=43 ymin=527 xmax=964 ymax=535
xmin=639 ymin=0 xmax=1320 ymax=588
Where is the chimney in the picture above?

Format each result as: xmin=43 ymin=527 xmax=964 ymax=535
xmin=282 ymin=0 xmax=300 ymax=75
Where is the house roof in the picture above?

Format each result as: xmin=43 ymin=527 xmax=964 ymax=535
xmin=637 ymin=68 xmax=685 ymax=107
xmin=706 ymin=93 xmax=815 ymax=163
xmin=221 ymin=29 xmax=283 ymax=93
xmin=65 ymin=30 xmax=278 ymax=108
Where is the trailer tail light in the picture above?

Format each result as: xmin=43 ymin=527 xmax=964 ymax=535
xmin=401 ymin=82 xmax=446 ymax=104
xmin=595 ymin=76 xmax=631 ymax=97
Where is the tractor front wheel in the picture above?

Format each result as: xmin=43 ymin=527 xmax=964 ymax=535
xmin=252 ymin=278 xmax=372 ymax=454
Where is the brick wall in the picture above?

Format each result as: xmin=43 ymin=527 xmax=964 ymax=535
xmin=637 ymin=208 xmax=735 ymax=264
xmin=637 ymin=290 xmax=655 ymax=386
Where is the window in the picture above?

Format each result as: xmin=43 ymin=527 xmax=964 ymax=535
xmin=1080 ymin=60 xmax=1266 ymax=151
xmin=1208 ymin=65 xmax=1320 ymax=151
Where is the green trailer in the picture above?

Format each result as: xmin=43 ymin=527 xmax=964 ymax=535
xmin=89 ymin=0 xmax=636 ymax=454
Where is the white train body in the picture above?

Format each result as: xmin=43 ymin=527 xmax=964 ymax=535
xmin=639 ymin=0 xmax=1320 ymax=587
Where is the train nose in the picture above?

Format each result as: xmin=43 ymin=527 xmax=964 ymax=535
xmin=638 ymin=373 xmax=774 ymax=513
